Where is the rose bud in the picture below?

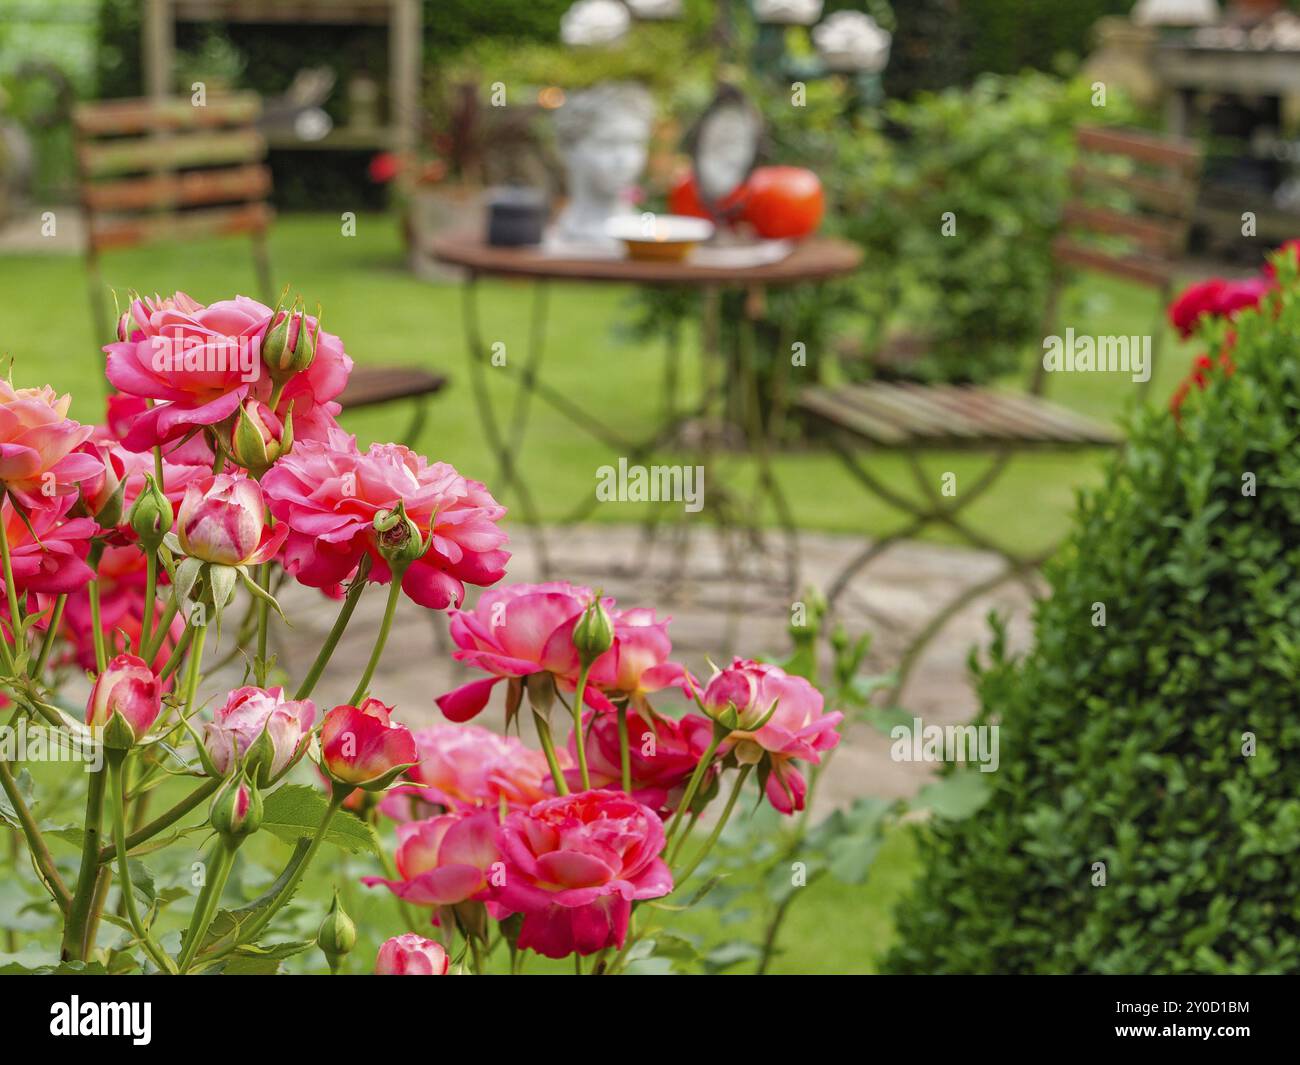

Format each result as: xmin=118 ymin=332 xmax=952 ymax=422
xmin=572 ymin=595 xmax=614 ymax=666
xmin=373 ymin=501 xmax=426 ymax=572
xmin=317 ymin=889 xmax=357 ymax=974
xmin=231 ymin=398 xmax=293 ymax=476
xmin=86 ymin=653 xmax=163 ymax=748
xmin=375 ymin=933 xmax=449 ymax=975
xmin=176 ymin=472 xmax=286 ymax=566
xmin=210 ymin=770 xmax=263 ymax=841
xmin=203 ymin=685 xmax=316 ymax=787
xmin=261 ymin=298 xmax=319 ymax=384
xmin=128 ymin=472 xmax=173 ymax=551
xmin=320 ymin=698 xmax=418 ymax=792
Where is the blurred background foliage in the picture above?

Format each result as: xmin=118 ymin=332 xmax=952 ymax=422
xmin=0 ymin=1 xmax=1158 ymax=390
xmin=54 ymin=0 xmax=1144 ymax=205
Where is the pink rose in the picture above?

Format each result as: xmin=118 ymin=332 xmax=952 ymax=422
xmin=586 ymin=606 xmax=696 ymax=707
xmin=382 ymin=723 xmax=560 ymax=816
xmin=262 ymin=427 xmax=509 ymax=611
xmin=60 ymin=541 xmax=182 ymax=672
xmin=0 ymin=381 xmax=102 ymax=508
xmin=105 ymin=395 xmax=216 ymax=469
xmin=1 ymin=494 xmax=97 ymax=596
xmin=320 ymin=698 xmax=418 ymax=789
xmin=494 ymin=791 xmax=673 ymax=958
xmin=363 ymin=810 xmax=499 ymax=907
xmin=176 ymin=472 xmax=286 ymax=566
xmin=105 ymin=293 xmax=273 ymax=451
xmin=375 ymin=933 xmax=450 ymax=975
xmin=203 ymin=685 xmax=316 ymax=783
xmin=566 ymin=708 xmax=715 ymax=815
xmin=86 ymin=653 xmax=163 ymax=742
xmin=435 ymin=582 xmax=601 ymax=722
xmin=702 ymin=658 xmax=842 ymax=815
xmin=72 ymin=439 xmax=123 ymax=521
xmin=113 ymin=445 xmax=210 ymax=532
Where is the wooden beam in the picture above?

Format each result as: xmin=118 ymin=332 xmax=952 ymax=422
xmin=143 ymin=0 xmax=173 ymax=101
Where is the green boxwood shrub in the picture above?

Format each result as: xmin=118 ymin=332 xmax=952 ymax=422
xmin=887 ymin=261 xmax=1300 ymax=974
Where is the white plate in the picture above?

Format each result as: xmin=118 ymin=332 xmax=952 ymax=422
xmin=605 ymin=214 xmax=715 ymax=244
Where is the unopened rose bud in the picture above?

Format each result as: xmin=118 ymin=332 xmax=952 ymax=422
xmin=320 ymin=699 xmax=418 ymax=792
xmin=231 ymin=399 xmax=293 ymax=475
xmin=261 ymin=299 xmax=319 ymax=384
xmin=210 ymin=770 xmax=263 ymax=841
xmin=128 ymin=473 xmax=172 ymax=550
xmin=572 ymin=596 xmax=614 ymax=666
xmin=375 ymin=933 xmax=449 ymax=975
xmin=203 ymin=685 xmax=316 ymax=787
xmin=86 ymin=653 xmax=163 ymax=749
xmin=177 ymin=472 xmax=284 ymax=566
xmin=317 ymin=889 xmax=357 ymax=973
xmin=373 ymin=501 xmax=425 ymax=572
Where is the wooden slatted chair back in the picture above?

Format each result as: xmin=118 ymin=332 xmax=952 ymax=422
xmin=74 ymin=92 xmax=273 ymax=254
xmin=1054 ymin=125 xmax=1201 ymax=289
xmin=73 ymin=92 xmax=275 ymax=341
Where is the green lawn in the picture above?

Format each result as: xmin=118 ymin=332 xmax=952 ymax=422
xmin=0 ymin=212 xmax=1193 ymax=557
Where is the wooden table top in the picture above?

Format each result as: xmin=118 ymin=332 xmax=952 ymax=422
xmin=429 ymin=230 xmax=863 ymax=286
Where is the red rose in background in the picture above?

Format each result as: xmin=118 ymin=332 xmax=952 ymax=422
xmin=1168 ymin=277 xmax=1272 ymax=340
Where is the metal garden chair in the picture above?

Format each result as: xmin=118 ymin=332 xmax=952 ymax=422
xmin=798 ymin=125 xmax=1203 ymax=701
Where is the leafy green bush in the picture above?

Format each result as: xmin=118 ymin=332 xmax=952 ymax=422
xmin=887 ymin=261 xmax=1300 ymax=974
xmin=765 ymin=71 xmax=1125 ymax=382
xmin=858 ymin=73 xmax=1128 ymax=381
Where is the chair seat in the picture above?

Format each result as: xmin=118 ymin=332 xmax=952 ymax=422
xmin=799 ymin=382 xmax=1121 ymax=449
xmin=338 ymin=365 xmax=447 ymax=411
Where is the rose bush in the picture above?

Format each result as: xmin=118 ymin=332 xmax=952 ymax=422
xmin=0 ymin=290 xmax=841 ymax=975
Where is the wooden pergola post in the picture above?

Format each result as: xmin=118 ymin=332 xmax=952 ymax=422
xmin=139 ymin=0 xmax=422 ymax=167
xmin=143 ymin=0 xmax=175 ymax=101
xmin=391 ymin=0 xmax=422 ymax=188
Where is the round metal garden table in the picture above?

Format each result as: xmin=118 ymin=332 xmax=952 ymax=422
xmin=431 ymin=231 xmax=863 ymax=602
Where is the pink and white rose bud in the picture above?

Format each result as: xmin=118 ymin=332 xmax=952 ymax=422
xmin=320 ymin=698 xmax=418 ymax=790
xmin=702 ymin=658 xmax=844 ymax=815
xmin=375 ymin=933 xmax=449 ymax=975
xmin=176 ymin=472 xmax=287 ymax=566
xmin=86 ymin=653 xmax=163 ymax=745
xmin=203 ymin=685 xmax=316 ymax=784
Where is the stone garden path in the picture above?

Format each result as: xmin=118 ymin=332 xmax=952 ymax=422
xmin=264 ymin=524 xmax=1038 ymax=811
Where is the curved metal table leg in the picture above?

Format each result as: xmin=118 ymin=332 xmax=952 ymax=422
xmin=460 ymin=275 xmax=551 ymax=576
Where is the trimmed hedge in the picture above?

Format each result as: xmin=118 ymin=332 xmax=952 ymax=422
xmin=887 ymin=263 xmax=1300 ymax=974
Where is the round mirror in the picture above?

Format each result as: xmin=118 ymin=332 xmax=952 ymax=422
xmin=687 ymin=85 xmax=764 ymax=216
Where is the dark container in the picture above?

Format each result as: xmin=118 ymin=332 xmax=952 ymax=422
xmin=486 ymin=187 xmax=548 ymax=247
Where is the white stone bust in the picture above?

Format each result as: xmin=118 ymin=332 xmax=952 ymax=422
xmin=552 ymin=82 xmax=654 ymax=247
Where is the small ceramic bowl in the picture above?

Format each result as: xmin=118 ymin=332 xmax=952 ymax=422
xmin=606 ymin=214 xmax=715 ymax=262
